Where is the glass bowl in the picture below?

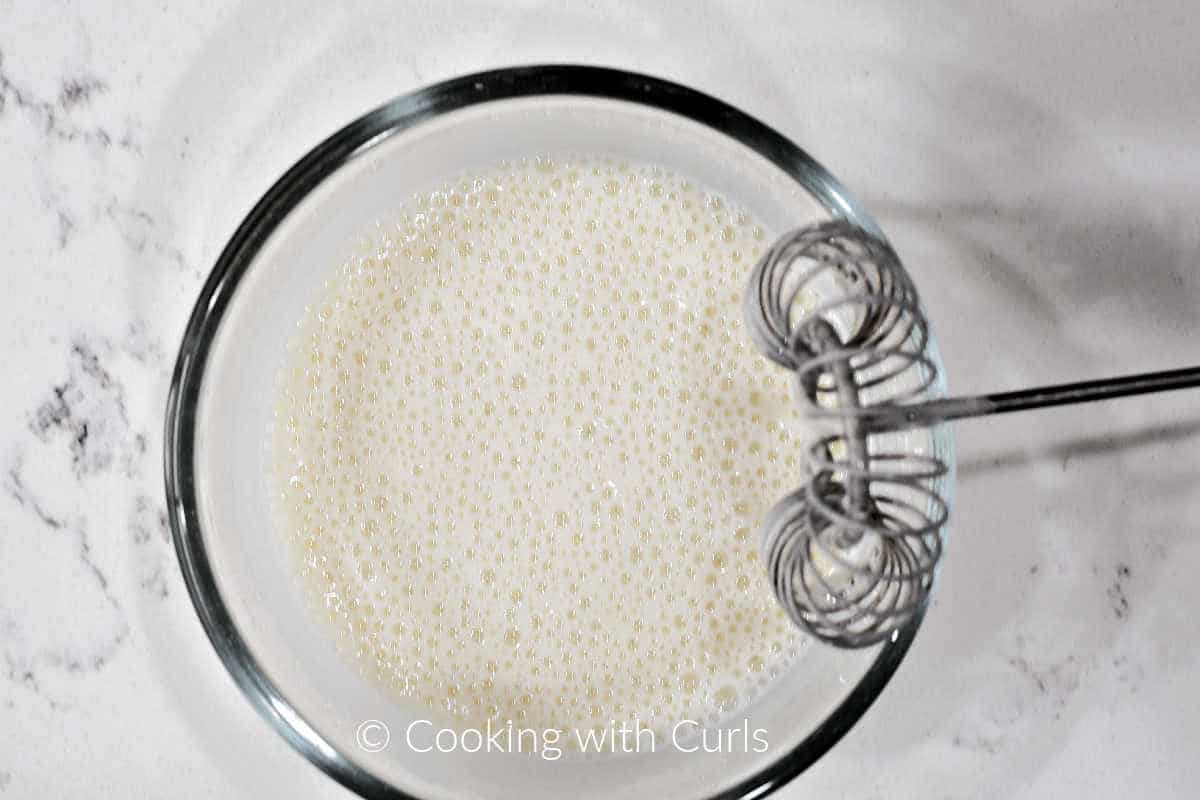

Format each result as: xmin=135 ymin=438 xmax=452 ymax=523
xmin=164 ymin=65 xmax=952 ymax=800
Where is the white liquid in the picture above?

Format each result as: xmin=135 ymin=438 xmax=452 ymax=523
xmin=272 ymin=155 xmax=807 ymax=739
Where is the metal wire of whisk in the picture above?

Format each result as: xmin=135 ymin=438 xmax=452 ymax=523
xmin=745 ymin=219 xmax=1200 ymax=649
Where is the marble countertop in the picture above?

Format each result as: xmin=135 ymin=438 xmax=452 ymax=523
xmin=3 ymin=1 xmax=1198 ymax=797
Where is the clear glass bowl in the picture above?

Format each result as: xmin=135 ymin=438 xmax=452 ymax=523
xmin=164 ymin=65 xmax=952 ymax=800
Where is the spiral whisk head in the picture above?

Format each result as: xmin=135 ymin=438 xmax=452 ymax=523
xmin=744 ymin=219 xmax=949 ymax=648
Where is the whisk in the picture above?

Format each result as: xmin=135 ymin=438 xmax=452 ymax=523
xmin=744 ymin=219 xmax=1200 ymax=648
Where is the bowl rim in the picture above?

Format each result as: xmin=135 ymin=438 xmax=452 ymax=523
xmin=164 ymin=63 xmax=932 ymax=800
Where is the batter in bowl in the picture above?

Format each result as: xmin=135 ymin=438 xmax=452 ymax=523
xmin=271 ymin=155 xmax=807 ymax=740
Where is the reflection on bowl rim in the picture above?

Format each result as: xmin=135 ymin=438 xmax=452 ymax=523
xmin=164 ymin=64 xmax=947 ymax=800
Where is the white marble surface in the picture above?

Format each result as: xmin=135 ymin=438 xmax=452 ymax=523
xmin=2 ymin=0 xmax=1199 ymax=797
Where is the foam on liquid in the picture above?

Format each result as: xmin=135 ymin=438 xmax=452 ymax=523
xmin=272 ymin=155 xmax=807 ymax=741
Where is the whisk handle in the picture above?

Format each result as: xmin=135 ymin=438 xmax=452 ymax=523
xmin=897 ymin=365 xmax=1200 ymax=428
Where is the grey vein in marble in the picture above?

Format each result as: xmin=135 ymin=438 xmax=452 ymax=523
xmin=130 ymin=494 xmax=171 ymax=600
xmin=0 ymin=322 xmax=178 ymax=715
xmin=1106 ymin=564 xmax=1132 ymax=620
xmin=29 ymin=337 xmax=145 ymax=480
xmin=1 ymin=458 xmax=130 ymax=700
xmin=104 ymin=199 xmax=191 ymax=273
xmin=0 ymin=49 xmax=129 ymax=152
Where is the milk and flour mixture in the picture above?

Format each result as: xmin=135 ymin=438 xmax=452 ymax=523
xmin=271 ymin=155 xmax=806 ymax=738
